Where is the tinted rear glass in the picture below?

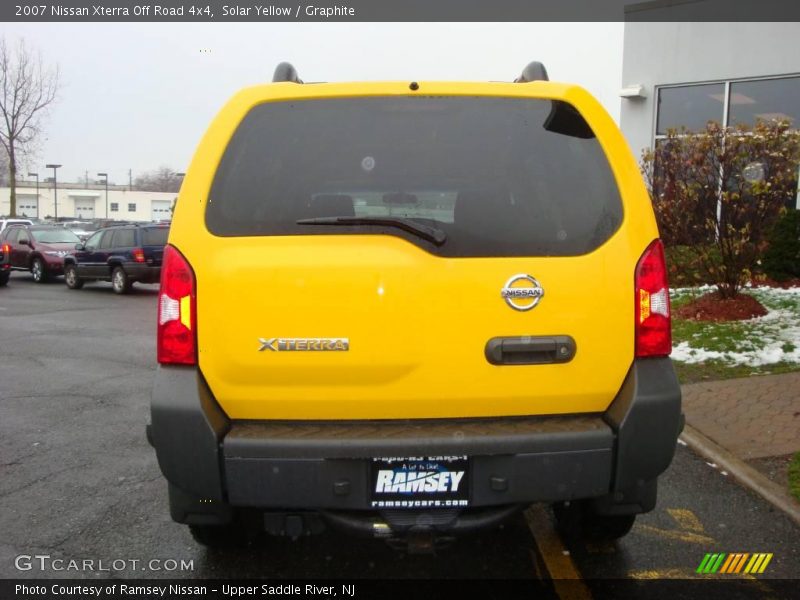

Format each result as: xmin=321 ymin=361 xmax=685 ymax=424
xmin=113 ymin=229 xmax=136 ymax=248
xmin=142 ymin=227 xmax=169 ymax=246
xmin=206 ymin=96 xmax=623 ymax=256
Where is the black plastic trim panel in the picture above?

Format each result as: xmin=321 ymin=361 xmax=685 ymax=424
xmin=224 ymin=414 xmax=612 ymax=459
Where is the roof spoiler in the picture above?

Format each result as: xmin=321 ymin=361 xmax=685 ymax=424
xmin=514 ymin=61 xmax=549 ymax=83
xmin=273 ymin=62 xmax=303 ymax=83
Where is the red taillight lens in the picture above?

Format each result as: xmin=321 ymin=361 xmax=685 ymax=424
xmin=157 ymin=245 xmax=196 ymax=365
xmin=635 ymin=239 xmax=672 ymax=358
xmin=2 ymin=243 xmax=9 ymax=254
xmin=132 ymin=247 xmax=146 ymax=263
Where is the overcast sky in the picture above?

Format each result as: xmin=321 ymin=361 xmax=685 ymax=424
xmin=3 ymin=23 xmax=624 ymax=185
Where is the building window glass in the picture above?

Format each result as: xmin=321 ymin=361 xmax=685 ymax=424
xmin=728 ymin=76 xmax=800 ymax=130
xmin=110 ymin=202 xmax=118 ymax=212
xmin=128 ymin=203 xmax=136 ymax=212
xmin=653 ymin=76 xmax=800 ymax=226
xmin=656 ymin=83 xmax=725 ymax=134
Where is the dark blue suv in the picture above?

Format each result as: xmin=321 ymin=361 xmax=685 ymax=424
xmin=64 ymin=224 xmax=169 ymax=294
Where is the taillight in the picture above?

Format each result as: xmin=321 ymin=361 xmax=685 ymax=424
xmin=1 ymin=243 xmax=9 ymax=255
xmin=132 ymin=247 xmax=146 ymax=263
xmin=157 ymin=245 xmax=196 ymax=365
xmin=635 ymin=239 xmax=671 ymax=358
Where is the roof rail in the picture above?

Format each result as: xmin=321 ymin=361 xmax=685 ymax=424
xmin=515 ymin=61 xmax=549 ymax=83
xmin=272 ymin=62 xmax=303 ymax=84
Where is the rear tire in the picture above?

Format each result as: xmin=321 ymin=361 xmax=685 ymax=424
xmin=111 ymin=266 xmax=131 ymax=294
xmin=553 ymin=501 xmax=636 ymax=542
xmin=31 ymin=257 xmax=48 ymax=283
xmin=64 ymin=264 xmax=84 ymax=289
xmin=189 ymin=523 xmax=248 ymax=548
xmin=580 ymin=513 xmax=636 ymax=541
xmin=0 ymin=271 xmax=9 ymax=286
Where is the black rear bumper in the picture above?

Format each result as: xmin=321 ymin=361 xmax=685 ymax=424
xmin=149 ymin=359 xmax=682 ymax=524
xmin=122 ymin=263 xmax=161 ymax=283
xmin=223 ymin=416 xmax=614 ymax=509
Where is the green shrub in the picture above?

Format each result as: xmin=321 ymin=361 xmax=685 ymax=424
xmin=763 ymin=210 xmax=800 ymax=281
xmin=642 ymin=120 xmax=800 ymax=297
xmin=665 ymin=245 xmax=716 ymax=286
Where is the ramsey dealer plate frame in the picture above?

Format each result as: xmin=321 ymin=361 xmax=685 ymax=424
xmin=369 ymin=456 xmax=470 ymax=509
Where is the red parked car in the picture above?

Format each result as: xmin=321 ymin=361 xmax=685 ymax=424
xmin=0 ymin=240 xmax=10 ymax=286
xmin=0 ymin=224 xmax=82 ymax=283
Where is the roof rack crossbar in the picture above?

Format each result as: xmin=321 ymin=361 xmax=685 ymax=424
xmin=515 ymin=61 xmax=549 ymax=83
xmin=273 ymin=62 xmax=303 ymax=84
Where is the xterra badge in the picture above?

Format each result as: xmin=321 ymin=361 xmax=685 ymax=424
xmin=258 ymin=338 xmax=349 ymax=352
xmin=501 ymin=274 xmax=544 ymax=311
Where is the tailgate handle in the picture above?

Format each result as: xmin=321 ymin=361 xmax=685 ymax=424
xmin=485 ymin=335 xmax=576 ymax=366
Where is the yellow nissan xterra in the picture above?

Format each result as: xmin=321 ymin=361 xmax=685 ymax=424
xmin=148 ymin=62 xmax=682 ymax=550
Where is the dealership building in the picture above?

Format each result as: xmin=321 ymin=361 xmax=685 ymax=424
xmin=0 ymin=183 xmax=175 ymax=222
xmin=619 ymin=18 xmax=800 ymax=208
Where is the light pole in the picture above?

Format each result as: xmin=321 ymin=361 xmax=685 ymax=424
xmin=28 ymin=172 xmax=40 ymax=219
xmin=45 ymin=164 xmax=61 ymax=221
xmin=97 ymin=172 xmax=109 ymax=219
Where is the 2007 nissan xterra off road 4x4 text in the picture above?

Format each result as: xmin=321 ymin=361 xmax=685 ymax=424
xmin=147 ymin=61 xmax=683 ymax=550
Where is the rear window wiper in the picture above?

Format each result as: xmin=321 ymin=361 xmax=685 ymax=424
xmin=296 ymin=216 xmax=447 ymax=246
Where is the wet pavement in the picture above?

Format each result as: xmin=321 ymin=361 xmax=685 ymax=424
xmin=1 ymin=272 xmax=798 ymax=597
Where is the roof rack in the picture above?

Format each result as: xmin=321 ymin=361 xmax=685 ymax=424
xmin=273 ymin=62 xmax=303 ymax=84
xmin=271 ymin=61 xmax=547 ymax=85
xmin=515 ymin=61 xmax=549 ymax=83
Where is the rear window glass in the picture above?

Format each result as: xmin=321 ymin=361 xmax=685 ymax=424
xmin=206 ymin=96 xmax=623 ymax=257
xmin=142 ymin=227 xmax=169 ymax=246
xmin=112 ymin=229 xmax=136 ymax=248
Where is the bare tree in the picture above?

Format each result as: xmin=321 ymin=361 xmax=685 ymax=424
xmin=0 ymin=37 xmax=59 ymax=217
xmin=134 ymin=166 xmax=183 ymax=193
xmin=0 ymin=147 xmax=8 ymax=186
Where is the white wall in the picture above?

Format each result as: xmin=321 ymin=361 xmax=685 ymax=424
xmin=620 ymin=22 xmax=800 ymax=158
xmin=0 ymin=187 xmax=176 ymax=222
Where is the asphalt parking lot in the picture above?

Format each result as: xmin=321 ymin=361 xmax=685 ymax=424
xmin=1 ymin=271 xmax=798 ymax=598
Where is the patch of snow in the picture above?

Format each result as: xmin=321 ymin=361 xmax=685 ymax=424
xmin=671 ymin=285 xmax=800 ymax=367
xmin=750 ymin=285 xmax=800 ymax=297
xmin=674 ymin=284 xmax=800 ymax=297
xmin=672 ymin=336 xmax=800 ymax=367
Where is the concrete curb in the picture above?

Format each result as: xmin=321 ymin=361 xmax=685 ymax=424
xmin=680 ymin=423 xmax=800 ymax=528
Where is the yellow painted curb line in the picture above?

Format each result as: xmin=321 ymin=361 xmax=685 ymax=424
xmin=524 ymin=504 xmax=592 ymax=600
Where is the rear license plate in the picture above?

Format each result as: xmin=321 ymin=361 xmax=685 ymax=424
xmin=369 ymin=456 xmax=470 ymax=509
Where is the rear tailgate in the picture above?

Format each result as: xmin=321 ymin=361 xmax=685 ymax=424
xmin=177 ymin=85 xmax=659 ymax=420
xmin=195 ymin=235 xmax=634 ymax=420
